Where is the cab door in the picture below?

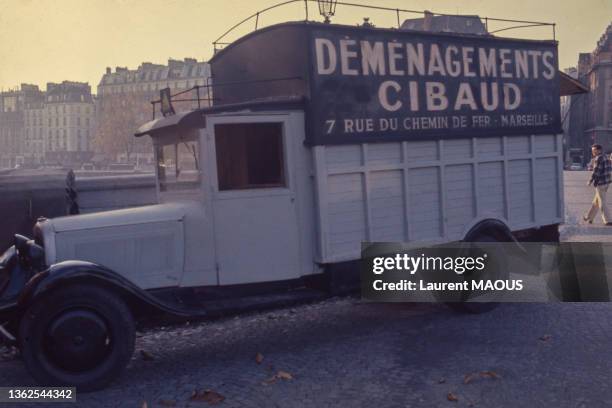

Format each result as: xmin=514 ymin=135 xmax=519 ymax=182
xmin=208 ymin=114 xmax=301 ymax=285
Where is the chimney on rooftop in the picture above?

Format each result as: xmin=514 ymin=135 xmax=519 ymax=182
xmin=106 ymin=67 xmax=111 ymax=74
xmin=423 ymin=10 xmax=433 ymax=31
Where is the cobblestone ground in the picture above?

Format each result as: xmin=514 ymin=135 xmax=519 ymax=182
xmin=1 ymin=171 xmax=612 ymax=408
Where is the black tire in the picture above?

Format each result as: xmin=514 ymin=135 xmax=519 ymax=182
xmin=19 ymin=284 xmax=135 ymax=392
xmin=447 ymin=233 xmax=507 ymax=314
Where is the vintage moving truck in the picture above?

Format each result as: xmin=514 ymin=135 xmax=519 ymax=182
xmin=0 ymin=18 xmax=574 ymax=390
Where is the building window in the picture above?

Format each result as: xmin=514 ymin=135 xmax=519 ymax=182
xmin=214 ymin=122 xmax=285 ymax=191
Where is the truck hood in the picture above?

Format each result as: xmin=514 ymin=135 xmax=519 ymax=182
xmin=36 ymin=203 xmax=196 ymax=267
xmin=45 ymin=203 xmax=187 ymax=233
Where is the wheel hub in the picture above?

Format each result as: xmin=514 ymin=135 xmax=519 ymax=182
xmin=44 ymin=309 xmax=111 ymax=372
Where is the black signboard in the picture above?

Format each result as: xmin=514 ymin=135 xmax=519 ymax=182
xmin=307 ymin=27 xmax=561 ymax=145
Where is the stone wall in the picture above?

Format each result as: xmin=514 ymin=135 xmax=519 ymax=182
xmin=0 ymin=172 xmax=156 ymax=250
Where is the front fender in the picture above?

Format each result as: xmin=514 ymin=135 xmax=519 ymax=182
xmin=0 ymin=246 xmax=27 ymax=321
xmin=17 ymin=261 xmax=202 ymax=319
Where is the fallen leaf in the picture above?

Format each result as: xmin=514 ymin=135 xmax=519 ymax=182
xmin=261 ymin=375 xmax=278 ymax=386
xmin=189 ymin=389 xmax=225 ymax=405
xmin=140 ymin=350 xmax=154 ymax=361
xmin=463 ymin=371 xmax=501 ymax=384
xmin=539 ymin=335 xmax=552 ymax=342
xmin=255 ymin=353 xmax=264 ymax=364
xmin=447 ymin=392 xmax=459 ymax=402
xmin=261 ymin=370 xmax=294 ymax=385
xmin=463 ymin=373 xmax=477 ymax=384
xmin=479 ymin=371 xmax=501 ymax=380
xmin=158 ymin=399 xmax=177 ymax=407
xmin=277 ymin=370 xmax=293 ymax=380
xmin=438 ymin=377 xmax=446 ymax=384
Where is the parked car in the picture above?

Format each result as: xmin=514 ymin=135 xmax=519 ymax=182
xmin=570 ymin=163 xmax=583 ymax=170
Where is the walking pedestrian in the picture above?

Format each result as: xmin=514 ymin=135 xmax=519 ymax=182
xmin=583 ymin=144 xmax=612 ymax=225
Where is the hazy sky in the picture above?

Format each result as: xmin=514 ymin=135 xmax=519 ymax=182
xmin=0 ymin=0 xmax=610 ymax=92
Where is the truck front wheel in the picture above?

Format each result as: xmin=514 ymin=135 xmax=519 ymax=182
xmin=19 ymin=284 xmax=135 ymax=392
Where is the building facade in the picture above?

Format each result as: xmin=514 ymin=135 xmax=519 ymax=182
xmin=23 ymin=84 xmax=47 ymax=164
xmin=568 ymin=23 xmax=612 ymax=162
xmin=561 ymin=67 xmax=578 ymax=135
xmin=0 ymin=82 xmax=95 ymax=168
xmin=0 ymin=89 xmax=23 ymax=168
xmin=401 ymin=11 xmax=488 ymax=35
xmin=0 ymin=84 xmax=47 ymax=168
xmin=43 ymin=81 xmax=96 ymax=165
xmin=95 ymin=58 xmax=210 ymax=164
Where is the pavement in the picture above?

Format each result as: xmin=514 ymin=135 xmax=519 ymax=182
xmin=1 ymin=170 xmax=612 ymax=408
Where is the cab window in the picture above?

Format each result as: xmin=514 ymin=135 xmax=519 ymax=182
xmin=214 ymin=122 xmax=285 ymax=191
xmin=156 ymin=140 xmax=200 ymax=191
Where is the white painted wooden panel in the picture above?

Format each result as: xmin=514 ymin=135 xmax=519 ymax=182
xmin=445 ymin=164 xmax=475 ymax=237
xmin=506 ymin=136 xmax=530 ymax=156
xmin=369 ymin=170 xmax=405 ymax=242
xmin=478 ymin=161 xmax=505 ymax=218
xmin=508 ymin=159 xmax=533 ymax=224
xmin=534 ymin=135 xmax=556 ymax=154
xmin=535 ymin=157 xmax=560 ymax=221
xmin=408 ymin=167 xmax=442 ymax=240
xmin=325 ymin=145 xmax=362 ymax=171
xmin=477 ymin=137 xmax=503 ymax=157
xmin=327 ymin=173 xmax=367 ymax=256
xmin=368 ymin=143 xmax=402 ymax=165
xmin=443 ymin=139 xmax=473 ymax=160
xmin=405 ymin=141 xmax=438 ymax=162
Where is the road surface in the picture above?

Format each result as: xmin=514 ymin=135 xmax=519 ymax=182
xmin=1 ymin=171 xmax=611 ymax=407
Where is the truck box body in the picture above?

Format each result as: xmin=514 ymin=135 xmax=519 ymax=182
xmin=209 ymin=22 xmax=563 ymax=264
xmin=311 ymin=135 xmax=562 ymax=263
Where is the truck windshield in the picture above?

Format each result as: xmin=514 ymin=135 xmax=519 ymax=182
xmin=156 ymin=140 xmax=200 ymax=191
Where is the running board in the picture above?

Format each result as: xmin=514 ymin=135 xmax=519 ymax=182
xmin=200 ymin=288 xmax=328 ymax=316
xmin=148 ymin=287 xmax=329 ymax=319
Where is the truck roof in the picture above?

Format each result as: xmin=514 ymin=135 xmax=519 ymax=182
xmin=211 ymin=21 xmax=557 ymax=65
xmin=135 ymin=96 xmax=305 ymax=138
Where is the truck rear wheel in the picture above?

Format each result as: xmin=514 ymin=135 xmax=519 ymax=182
xmin=447 ymin=233 xmax=507 ymax=314
xmin=19 ymin=284 xmax=135 ymax=392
